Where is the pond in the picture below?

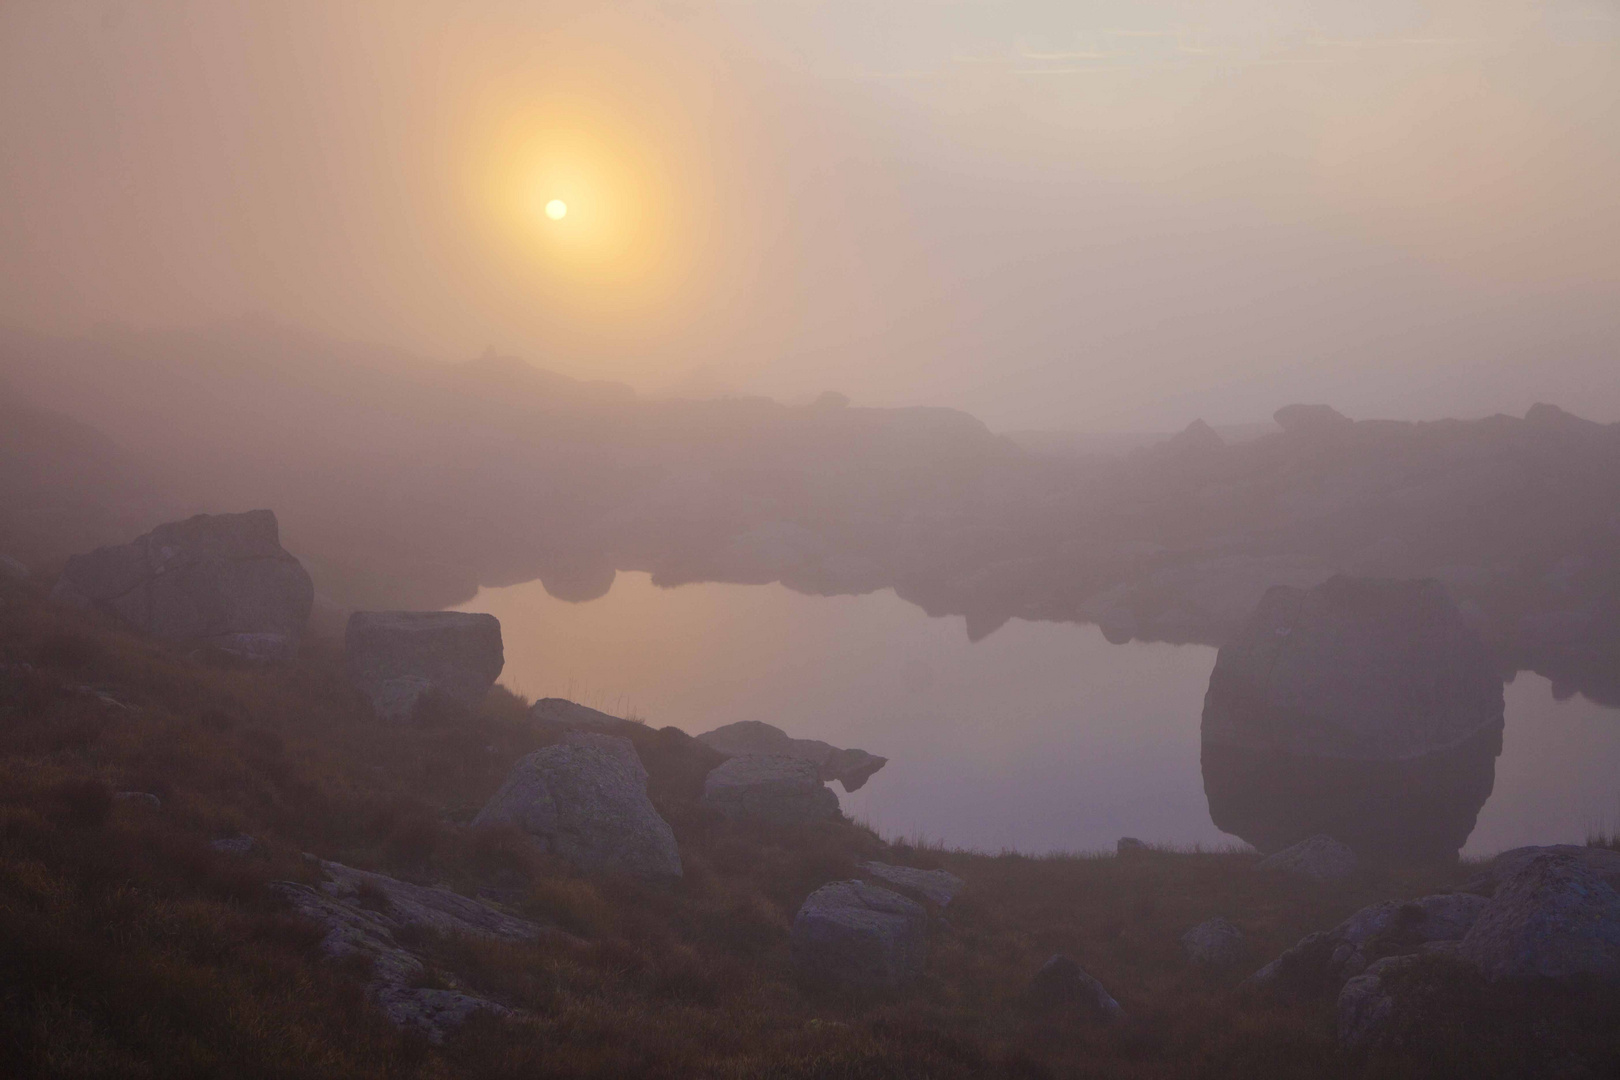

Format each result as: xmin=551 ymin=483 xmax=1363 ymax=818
xmin=458 ymin=572 xmax=1620 ymax=857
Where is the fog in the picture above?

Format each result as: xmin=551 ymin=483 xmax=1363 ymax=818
xmin=3 ymin=0 xmax=1616 ymax=431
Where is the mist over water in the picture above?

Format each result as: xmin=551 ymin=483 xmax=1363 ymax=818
xmin=463 ymin=573 xmax=1620 ymax=856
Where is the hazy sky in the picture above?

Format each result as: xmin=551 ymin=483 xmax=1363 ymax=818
xmin=2 ymin=1 xmax=1616 ymax=429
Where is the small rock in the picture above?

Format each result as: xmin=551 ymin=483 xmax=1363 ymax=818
xmin=860 ymin=862 xmax=965 ymax=907
xmin=209 ymin=834 xmax=256 ymax=854
xmin=1337 ymin=954 xmax=1420 ymax=1050
xmin=1116 ymin=837 xmax=1148 ymax=855
xmin=702 ymin=754 xmax=840 ymax=826
xmin=1458 ymin=851 xmax=1620 ymax=983
xmin=473 ymin=731 xmax=682 ymax=877
xmin=345 ymin=611 xmax=504 ymax=722
xmin=1182 ymin=917 xmax=1245 ymax=968
xmin=113 ymin=791 xmax=161 ymax=809
xmin=1256 ymin=835 xmax=1358 ymax=882
xmin=1026 ymin=954 xmax=1124 ymax=1019
xmin=792 ymin=880 xmax=927 ymax=989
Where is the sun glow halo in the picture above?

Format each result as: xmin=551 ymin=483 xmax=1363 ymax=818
xmin=545 ymin=199 xmax=567 ymax=220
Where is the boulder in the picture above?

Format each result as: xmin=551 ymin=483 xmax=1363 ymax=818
xmin=1256 ymin=835 xmax=1359 ymax=882
xmin=1116 ymin=836 xmax=1149 ymax=855
xmin=1025 ymin=954 xmax=1124 ymax=1019
xmin=702 ymin=754 xmax=840 ymax=826
xmin=50 ymin=510 xmax=313 ymax=660
xmin=1202 ymin=576 xmax=1504 ymax=861
xmin=695 ymin=719 xmax=887 ymax=792
xmin=1251 ymin=892 xmax=1488 ymax=993
xmin=209 ymin=833 xmax=256 ymax=855
xmin=1457 ymin=851 xmax=1620 ymax=983
xmin=473 ymin=731 xmax=682 ymax=877
xmin=273 ymin=860 xmax=544 ymax=1043
xmin=859 ymin=862 xmax=965 ymax=907
xmin=791 ymin=880 xmax=927 ymax=989
xmin=345 ymin=611 xmax=503 ymax=722
xmin=1182 ymin=917 xmax=1245 ymax=968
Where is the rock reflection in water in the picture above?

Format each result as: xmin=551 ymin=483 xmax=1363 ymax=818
xmin=1202 ymin=726 xmax=1502 ymax=863
xmin=1200 ymin=576 xmax=1505 ymax=862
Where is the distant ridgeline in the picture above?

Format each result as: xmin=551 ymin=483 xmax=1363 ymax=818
xmin=3 ymin=321 xmax=1618 ymax=703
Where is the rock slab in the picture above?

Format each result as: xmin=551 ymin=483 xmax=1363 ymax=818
xmin=696 ymin=719 xmax=887 ymax=791
xmin=273 ymin=860 xmax=543 ymax=1042
xmin=51 ymin=510 xmax=313 ymax=660
xmin=791 ymin=880 xmax=927 ymax=989
xmin=702 ymin=754 xmax=840 ymax=826
xmin=345 ymin=611 xmax=503 ymax=722
xmin=474 ymin=731 xmax=682 ymax=877
xmin=860 ymin=862 xmax=965 ymax=907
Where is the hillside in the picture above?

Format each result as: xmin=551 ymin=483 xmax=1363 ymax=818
xmin=2 ymin=569 xmax=1618 ymax=1078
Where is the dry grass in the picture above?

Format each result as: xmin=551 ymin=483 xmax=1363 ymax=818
xmin=0 ymin=573 xmax=1614 ymax=1078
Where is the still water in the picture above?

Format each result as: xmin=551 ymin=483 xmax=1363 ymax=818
xmin=459 ymin=572 xmax=1620 ymax=858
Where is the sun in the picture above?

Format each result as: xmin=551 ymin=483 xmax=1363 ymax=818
xmin=545 ymin=199 xmax=568 ymax=220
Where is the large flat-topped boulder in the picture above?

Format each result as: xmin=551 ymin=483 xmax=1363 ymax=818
xmin=702 ymin=754 xmax=840 ymax=826
xmin=792 ymin=880 xmax=927 ymax=989
xmin=345 ymin=611 xmax=503 ymax=722
xmin=1201 ymin=575 xmax=1504 ymax=861
xmin=51 ymin=510 xmax=313 ymax=660
xmin=530 ymin=697 xmax=638 ymax=733
xmin=473 ymin=731 xmax=682 ymax=877
xmin=695 ymin=720 xmax=887 ymax=791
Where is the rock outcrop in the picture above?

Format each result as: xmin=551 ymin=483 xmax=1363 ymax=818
xmin=273 ymin=860 xmax=545 ymax=1043
xmin=51 ymin=510 xmax=313 ymax=660
xmin=1182 ymin=917 xmax=1245 ymax=968
xmin=345 ymin=611 xmax=503 ymax=722
xmin=1457 ymin=850 xmax=1620 ymax=983
xmin=859 ymin=862 xmax=965 ymax=907
xmin=1202 ymin=576 xmax=1504 ymax=861
xmin=695 ymin=720 xmax=887 ymax=792
xmin=473 ymin=731 xmax=682 ymax=877
xmin=702 ymin=754 xmax=840 ymax=826
xmin=1255 ymin=835 xmax=1358 ymax=882
xmin=791 ymin=880 xmax=927 ymax=989
xmin=1025 ymin=955 xmax=1124 ymax=1019
xmin=1251 ymin=892 xmax=1488 ymax=994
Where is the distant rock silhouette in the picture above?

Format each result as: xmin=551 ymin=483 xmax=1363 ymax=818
xmin=345 ymin=611 xmax=503 ymax=722
xmin=696 ymin=719 xmax=887 ymax=791
xmin=1202 ymin=576 xmax=1504 ymax=861
xmin=51 ymin=510 xmax=313 ymax=660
